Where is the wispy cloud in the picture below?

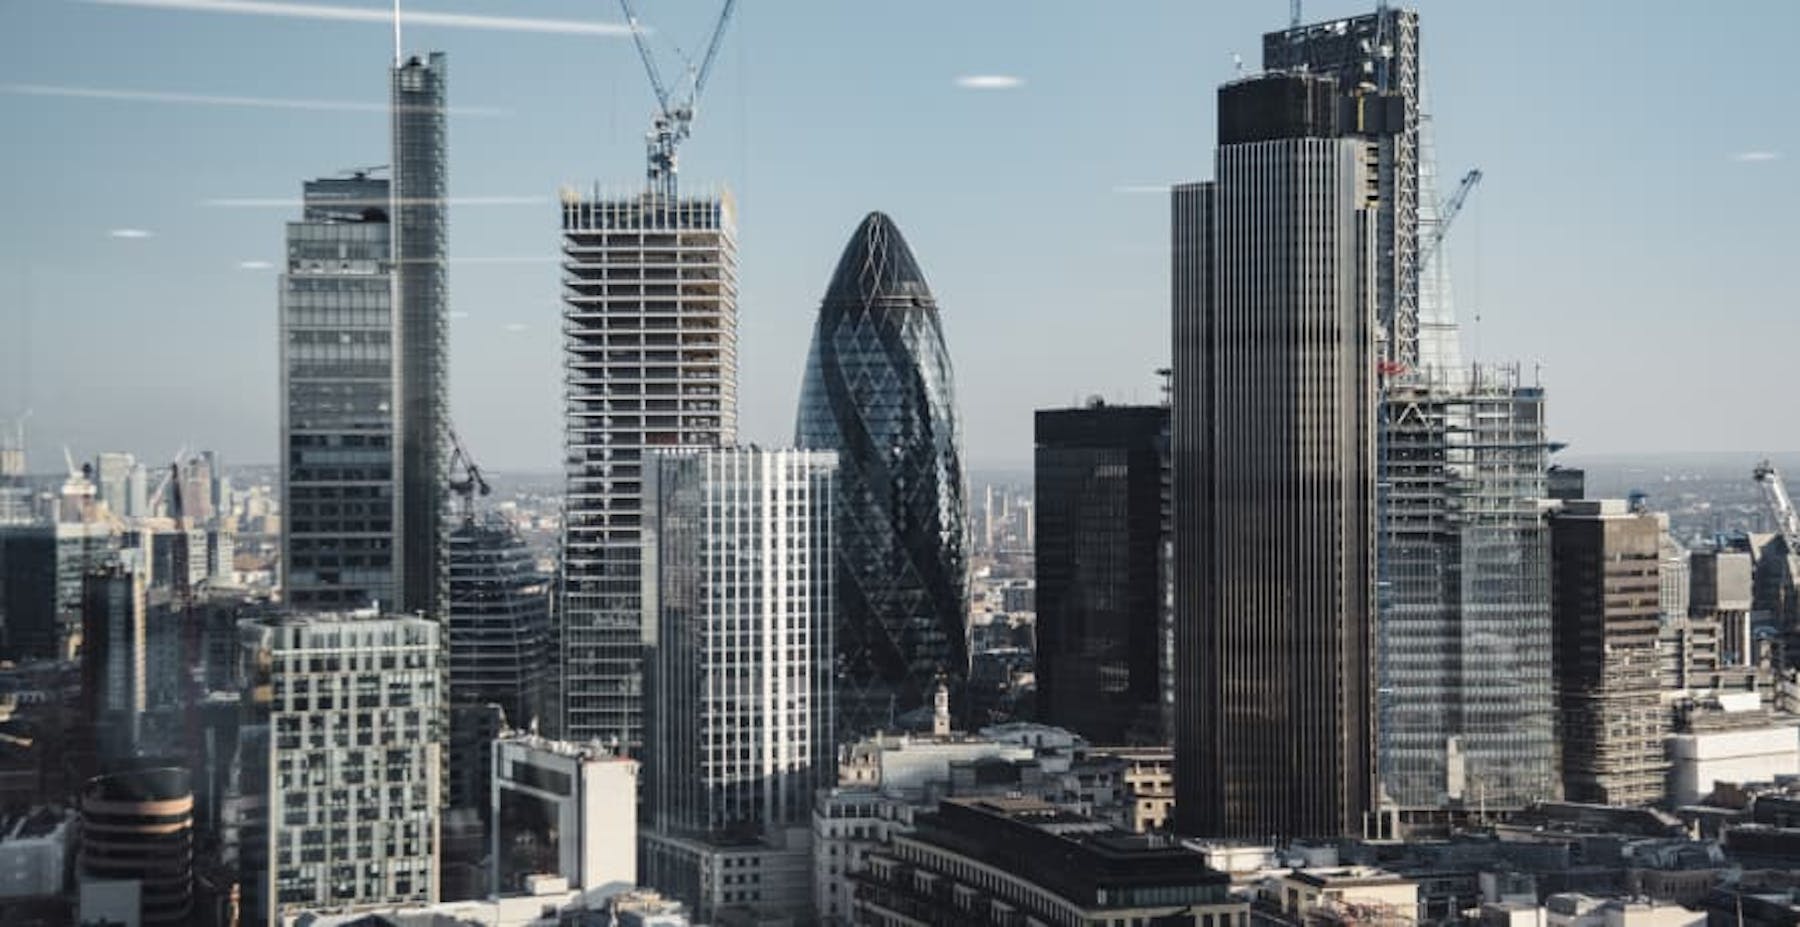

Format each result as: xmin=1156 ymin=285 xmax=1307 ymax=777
xmin=1732 ymin=151 xmax=1782 ymax=163
xmin=450 ymin=311 xmax=472 ymax=320
xmin=3 ymin=83 xmax=504 ymax=116
xmin=1112 ymin=184 xmax=1171 ymax=195
xmin=238 ymin=260 xmax=274 ymax=270
xmin=502 ymin=323 xmax=529 ymax=333
xmin=955 ymin=74 xmax=1024 ymax=90
xmin=80 ymin=0 xmax=632 ymax=36
xmin=109 ymin=228 xmax=153 ymax=239
xmin=203 ymin=195 xmax=549 ymax=207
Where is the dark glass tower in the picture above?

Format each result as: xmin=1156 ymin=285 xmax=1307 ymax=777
xmin=393 ymin=53 xmax=449 ymax=620
xmin=1172 ymin=73 xmax=1378 ymax=840
xmin=795 ymin=212 xmax=968 ymax=737
xmin=1034 ymin=401 xmax=1169 ymax=746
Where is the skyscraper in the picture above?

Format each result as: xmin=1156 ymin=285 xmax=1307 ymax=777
xmin=1034 ymin=400 xmax=1169 ymax=746
xmin=1171 ymin=72 xmax=1378 ymax=840
xmin=447 ymin=515 xmax=550 ymax=731
xmin=393 ymin=53 xmax=450 ymax=621
xmin=640 ymin=448 xmax=834 ymax=923
xmin=279 ymin=174 xmax=399 ymax=611
xmin=794 ymin=211 xmax=969 ymax=737
xmin=238 ymin=612 xmax=443 ymax=924
xmin=1379 ymin=370 xmax=1558 ymax=811
xmin=1550 ymin=500 xmax=1668 ymax=806
xmin=558 ymin=190 xmax=738 ymax=747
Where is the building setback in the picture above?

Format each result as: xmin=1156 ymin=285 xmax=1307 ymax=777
xmin=279 ymin=175 xmax=400 ymax=612
xmin=794 ymin=211 xmax=969 ymax=738
xmin=1034 ymin=401 xmax=1169 ymax=746
xmin=1172 ymin=72 xmax=1378 ymax=840
xmin=238 ymin=613 xmax=443 ymax=925
xmin=640 ymin=448 xmax=834 ymax=924
xmin=557 ymin=190 xmax=738 ymax=748
xmin=1550 ymin=500 xmax=1668 ymax=806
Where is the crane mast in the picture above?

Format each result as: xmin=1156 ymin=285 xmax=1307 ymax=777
xmin=1421 ymin=168 xmax=1482 ymax=263
xmin=617 ymin=0 xmax=738 ymax=200
xmin=1753 ymin=459 xmax=1800 ymax=619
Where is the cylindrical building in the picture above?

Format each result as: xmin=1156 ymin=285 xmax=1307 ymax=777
xmin=79 ymin=766 xmax=195 ymax=926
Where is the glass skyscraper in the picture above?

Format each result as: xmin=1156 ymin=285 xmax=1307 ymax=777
xmin=393 ymin=53 xmax=450 ymax=621
xmin=279 ymin=175 xmax=398 ymax=611
xmin=795 ymin=211 xmax=969 ymax=738
xmin=1171 ymin=73 xmax=1378 ymax=840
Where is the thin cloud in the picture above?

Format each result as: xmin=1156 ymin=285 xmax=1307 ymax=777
xmin=955 ymin=74 xmax=1024 ymax=90
xmin=451 ymin=256 xmax=559 ymax=265
xmin=80 ymin=0 xmax=632 ymax=36
xmin=109 ymin=228 xmax=153 ymax=239
xmin=238 ymin=260 xmax=274 ymax=270
xmin=1732 ymin=151 xmax=1782 ymax=163
xmin=1112 ymin=184 xmax=1171 ymax=195
xmin=502 ymin=323 xmax=529 ymax=333
xmin=204 ymin=195 xmax=549 ymax=207
xmin=3 ymin=83 xmax=505 ymax=116
xmin=450 ymin=311 xmax=472 ymax=320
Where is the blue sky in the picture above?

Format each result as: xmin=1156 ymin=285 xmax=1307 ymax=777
xmin=2 ymin=0 xmax=1797 ymax=471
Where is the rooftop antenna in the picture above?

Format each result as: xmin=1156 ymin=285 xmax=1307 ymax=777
xmin=1291 ymin=0 xmax=1302 ymax=29
xmin=392 ymin=0 xmax=402 ymax=67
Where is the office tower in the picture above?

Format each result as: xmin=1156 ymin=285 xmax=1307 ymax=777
xmin=178 ymin=454 xmax=216 ymax=523
xmin=238 ymin=612 xmax=443 ymax=924
xmin=94 ymin=452 xmax=135 ymax=517
xmin=0 ymin=418 xmax=26 ymax=525
xmin=393 ymin=53 xmax=451 ymax=621
xmin=558 ymin=190 xmax=738 ymax=747
xmin=279 ymin=174 xmax=400 ymax=611
xmin=78 ymin=767 xmax=195 ymax=927
xmin=1691 ymin=549 xmax=1755 ymax=666
xmin=1263 ymin=7 xmax=1419 ymax=368
xmin=794 ymin=211 xmax=969 ymax=737
xmin=490 ymin=732 xmax=638 ymax=900
xmin=448 ymin=515 xmax=551 ymax=730
xmin=1171 ymin=73 xmax=1378 ymax=839
xmin=0 ymin=525 xmax=56 ymax=660
xmin=1549 ymin=500 xmax=1668 ymax=806
xmin=641 ymin=448 xmax=834 ymax=923
xmin=1034 ymin=401 xmax=1169 ymax=746
xmin=80 ymin=564 xmax=149 ymax=762
xmin=1378 ymin=369 xmax=1557 ymax=811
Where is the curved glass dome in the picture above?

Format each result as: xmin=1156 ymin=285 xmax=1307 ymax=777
xmin=796 ymin=211 xmax=969 ymax=737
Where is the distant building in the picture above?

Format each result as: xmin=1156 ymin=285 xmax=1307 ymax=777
xmin=80 ymin=564 xmax=151 ymax=763
xmin=1260 ymin=866 xmax=1421 ymax=927
xmin=0 ymin=808 xmax=73 ymax=901
xmin=853 ymin=796 xmax=1245 ymax=926
xmin=78 ymin=767 xmax=195 ymax=927
xmin=557 ymin=188 xmax=738 ymax=748
xmin=1172 ymin=71 xmax=1378 ymax=839
xmin=490 ymin=732 xmax=637 ymax=904
xmin=640 ymin=448 xmax=835 ymax=924
xmin=238 ymin=612 xmax=443 ymax=925
xmin=795 ymin=212 xmax=970 ymax=736
xmin=1034 ymin=401 xmax=1169 ymax=746
xmin=1551 ymin=500 xmax=1668 ymax=806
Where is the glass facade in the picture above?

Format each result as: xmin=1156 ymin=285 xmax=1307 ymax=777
xmin=280 ymin=176 xmax=398 ymax=611
xmin=393 ymin=53 xmax=450 ymax=620
xmin=794 ymin=212 xmax=968 ymax=738
xmin=1033 ymin=403 xmax=1169 ymax=746
xmin=1378 ymin=369 xmax=1557 ymax=810
xmin=447 ymin=515 xmax=550 ymax=730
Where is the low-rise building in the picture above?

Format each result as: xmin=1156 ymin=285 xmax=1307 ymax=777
xmin=0 ymin=806 xmax=72 ymax=900
xmin=854 ymin=796 xmax=1244 ymax=927
xmin=490 ymin=732 xmax=637 ymax=905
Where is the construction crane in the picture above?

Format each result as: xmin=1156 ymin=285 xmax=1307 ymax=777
xmin=448 ymin=426 xmax=491 ymax=524
xmin=1753 ymin=459 xmax=1800 ymax=620
xmin=617 ymin=0 xmax=738 ymax=200
xmin=1291 ymin=0 xmax=1302 ymax=29
xmin=1420 ymin=168 xmax=1482 ymax=263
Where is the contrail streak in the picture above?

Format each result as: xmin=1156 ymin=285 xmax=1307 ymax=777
xmin=3 ymin=83 xmax=505 ymax=116
xmin=79 ymin=0 xmax=633 ymax=36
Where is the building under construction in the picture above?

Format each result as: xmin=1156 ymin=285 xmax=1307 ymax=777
xmin=1378 ymin=365 xmax=1558 ymax=813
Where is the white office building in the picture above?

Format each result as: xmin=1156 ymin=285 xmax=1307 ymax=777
xmin=491 ymin=732 xmax=638 ymax=904
xmin=238 ymin=612 xmax=442 ymax=925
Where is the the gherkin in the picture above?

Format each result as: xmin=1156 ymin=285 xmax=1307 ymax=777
xmin=796 ymin=212 xmax=968 ymax=738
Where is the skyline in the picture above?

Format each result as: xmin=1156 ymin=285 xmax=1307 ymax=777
xmin=4 ymin=0 xmax=1799 ymax=471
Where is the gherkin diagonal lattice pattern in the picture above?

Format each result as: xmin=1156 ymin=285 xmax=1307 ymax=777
xmin=796 ymin=212 xmax=968 ymax=737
